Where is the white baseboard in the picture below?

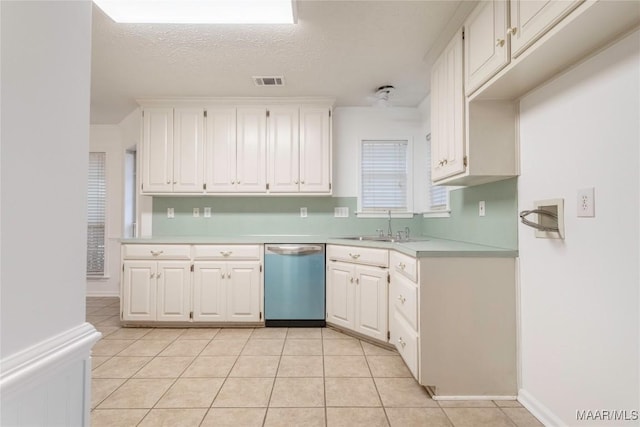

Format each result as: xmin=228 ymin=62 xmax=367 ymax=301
xmin=1 ymin=323 xmax=101 ymax=426
xmin=518 ymin=388 xmax=565 ymax=427
xmin=431 ymin=395 xmax=518 ymax=401
xmin=86 ymin=290 xmax=120 ymax=297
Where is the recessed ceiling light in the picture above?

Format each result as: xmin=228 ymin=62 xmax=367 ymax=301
xmin=93 ymin=0 xmax=297 ymax=24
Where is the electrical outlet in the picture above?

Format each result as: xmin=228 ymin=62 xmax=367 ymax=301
xmin=479 ymin=201 xmax=486 ymax=217
xmin=204 ymin=207 xmax=211 ymax=218
xmin=577 ymin=187 xmax=595 ymax=217
xmin=300 ymin=207 xmax=308 ymax=218
xmin=193 ymin=208 xmax=200 ymax=217
xmin=167 ymin=208 xmax=174 ymax=218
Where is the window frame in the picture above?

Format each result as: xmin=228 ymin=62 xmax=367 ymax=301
xmin=356 ymin=137 xmax=414 ymax=218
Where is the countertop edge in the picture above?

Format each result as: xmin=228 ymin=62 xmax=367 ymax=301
xmin=120 ymin=236 xmax=518 ymax=258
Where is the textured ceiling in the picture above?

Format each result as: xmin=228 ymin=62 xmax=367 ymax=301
xmin=91 ymin=0 xmax=468 ymax=124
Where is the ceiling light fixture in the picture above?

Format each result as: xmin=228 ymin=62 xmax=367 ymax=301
xmin=373 ymin=85 xmax=395 ymax=107
xmin=93 ymin=0 xmax=297 ymax=24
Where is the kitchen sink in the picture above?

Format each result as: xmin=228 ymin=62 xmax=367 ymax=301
xmin=342 ymin=236 xmax=427 ymax=243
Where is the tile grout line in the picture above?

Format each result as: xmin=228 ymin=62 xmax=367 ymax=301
xmin=360 ymin=339 xmax=391 ymax=426
xmin=261 ymin=327 xmax=288 ymax=427
xmin=321 ymin=330 xmax=328 ymax=427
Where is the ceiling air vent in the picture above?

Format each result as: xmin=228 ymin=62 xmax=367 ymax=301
xmin=253 ymin=76 xmax=285 ymax=87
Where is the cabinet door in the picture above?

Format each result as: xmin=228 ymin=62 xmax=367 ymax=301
xmin=354 ymin=265 xmax=388 ymax=342
xmin=267 ymin=107 xmax=300 ymax=193
xmin=431 ymin=29 xmax=466 ymax=182
xmin=326 ymin=262 xmax=355 ymax=330
xmin=156 ymin=261 xmax=191 ymax=322
xmin=236 ymin=107 xmax=267 ymax=193
xmin=464 ymin=0 xmax=509 ymax=95
xmin=122 ymin=261 xmax=156 ymax=321
xmin=193 ymin=262 xmax=227 ymax=321
xmin=173 ymin=108 xmax=204 ymax=192
xmin=227 ymin=262 xmax=261 ymax=322
xmin=299 ymin=107 xmax=331 ymax=193
xmin=142 ymin=108 xmax=173 ymax=193
xmin=510 ymin=0 xmax=583 ymax=58
xmin=205 ymin=107 xmax=237 ymax=192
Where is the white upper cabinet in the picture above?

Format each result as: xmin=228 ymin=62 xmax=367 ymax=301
xmin=464 ymin=0 xmax=509 ymax=95
xmin=173 ymin=108 xmax=204 ymax=192
xmin=140 ymin=100 xmax=333 ymax=195
xmin=431 ymin=28 xmax=466 ymax=182
xmin=267 ymin=106 xmax=300 ymax=193
xmin=266 ymin=106 xmax=332 ymax=194
xmin=509 ymin=0 xmax=583 ymax=58
xmin=299 ymin=107 xmax=331 ymax=193
xmin=236 ymin=107 xmax=268 ymax=193
xmin=142 ymin=107 xmax=204 ymax=193
xmin=142 ymin=108 xmax=174 ymax=193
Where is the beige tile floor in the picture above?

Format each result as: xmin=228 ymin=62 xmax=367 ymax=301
xmin=88 ymin=297 xmax=543 ymax=427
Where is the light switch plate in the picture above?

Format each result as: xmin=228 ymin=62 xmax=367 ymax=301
xmin=193 ymin=208 xmax=200 ymax=217
xmin=167 ymin=208 xmax=174 ymax=218
xmin=334 ymin=207 xmax=349 ymax=218
xmin=479 ymin=201 xmax=486 ymax=217
xmin=204 ymin=207 xmax=211 ymax=218
xmin=300 ymin=207 xmax=308 ymax=218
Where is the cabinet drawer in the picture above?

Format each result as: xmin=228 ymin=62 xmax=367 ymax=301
xmin=391 ymin=313 xmax=419 ymax=380
xmin=390 ymin=251 xmax=417 ymax=282
xmin=122 ymin=244 xmax=191 ymax=260
xmin=193 ymin=245 xmax=261 ymax=260
xmin=327 ymin=245 xmax=388 ymax=267
xmin=390 ymin=273 xmax=418 ymax=330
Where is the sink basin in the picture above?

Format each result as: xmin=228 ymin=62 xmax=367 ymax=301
xmin=342 ymin=236 xmax=427 ymax=243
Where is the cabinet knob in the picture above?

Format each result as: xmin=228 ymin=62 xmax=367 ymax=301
xmin=150 ymin=273 xmax=155 ymax=279
xmin=350 ymin=277 xmax=354 ymax=283
xmin=227 ymin=272 xmax=231 ymax=279
xmin=166 ymin=181 xmax=171 ymax=184
xmin=355 ymin=278 xmax=359 ymax=285
xmin=173 ymin=181 xmax=177 ymax=184
xmin=220 ymin=251 xmax=232 ymax=257
xmin=231 ymin=180 xmax=235 ymax=184
xmin=150 ymin=250 xmax=164 ymax=256
xmin=237 ymin=181 xmax=241 ymax=184
xmin=348 ymin=253 xmax=360 ymax=260
xmin=507 ymin=26 xmax=517 ymax=35
xmin=294 ymin=180 xmax=299 ymax=184
xmin=301 ymin=180 xmax=305 ymax=185
xmin=397 ymin=295 xmax=406 ymax=304
xmin=398 ymin=262 xmax=406 ymax=270
xmin=496 ymin=38 xmax=505 ymax=47
xmin=156 ymin=272 xmax=161 ymax=278
xmin=442 ymin=159 xmax=448 ymax=165
xmin=398 ymin=337 xmax=406 ymax=348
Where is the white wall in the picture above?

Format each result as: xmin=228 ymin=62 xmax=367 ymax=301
xmin=88 ymin=126 xmax=124 ymax=296
xmin=1 ymin=2 xmax=99 ymax=425
xmin=332 ymin=106 xmax=427 ymax=211
xmin=518 ymin=30 xmax=639 ymax=426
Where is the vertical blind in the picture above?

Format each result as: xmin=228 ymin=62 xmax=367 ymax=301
xmin=425 ymin=134 xmax=448 ymax=211
xmin=87 ymin=152 xmax=106 ymax=275
xmin=361 ymin=140 xmax=408 ymax=211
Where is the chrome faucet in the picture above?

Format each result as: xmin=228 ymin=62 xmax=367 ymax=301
xmin=387 ymin=210 xmax=393 ymax=238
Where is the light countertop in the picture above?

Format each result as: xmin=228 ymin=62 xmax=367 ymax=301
xmin=121 ymin=235 xmax=517 ymax=258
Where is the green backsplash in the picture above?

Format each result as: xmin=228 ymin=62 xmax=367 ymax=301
xmin=422 ymin=178 xmax=518 ymax=249
xmin=153 ymin=179 xmax=518 ymax=249
xmin=152 ymin=197 xmax=423 ymax=237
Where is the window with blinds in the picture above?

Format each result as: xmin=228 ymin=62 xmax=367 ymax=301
xmin=360 ymin=140 xmax=409 ymax=212
xmin=87 ymin=152 xmax=106 ymax=276
xmin=425 ymin=134 xmax=449 ymax=212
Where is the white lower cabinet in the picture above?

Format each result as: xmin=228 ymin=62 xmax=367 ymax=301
xmin=326 ymin=245 xmax=389 ymax=342
xmin=122 ymin=260 xmax=191 ymax=322
xmin=193 ymin=261 xmax=261 ymax=322
xmin=122 ymin=244 xmax=263 ymax=324
xmin=389 ymin=251 xmax=421 ymax=380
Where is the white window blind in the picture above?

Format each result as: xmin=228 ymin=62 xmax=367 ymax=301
xmin=361 ymin=140 xmax=409 ymax=212
xmin=87 ymin=152 xmax=106 ymax=276
xmin=425 ymin=134 xmax=449 ymax=211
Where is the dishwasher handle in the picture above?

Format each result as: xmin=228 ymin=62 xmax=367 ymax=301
xmin=266 ymin=245 xmax=324 ymax=256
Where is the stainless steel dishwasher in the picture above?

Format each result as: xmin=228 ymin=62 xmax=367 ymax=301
xmin=264 ymin=244 xmax=325 ymax=327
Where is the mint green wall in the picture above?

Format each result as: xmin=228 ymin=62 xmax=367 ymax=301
xmin=152 ymin=179 xmax=518 ymax=249
xmin=422 ymin=178 xmax=518 ymax=249
xmin=152 ymin=197 xmax=422 ymax=237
